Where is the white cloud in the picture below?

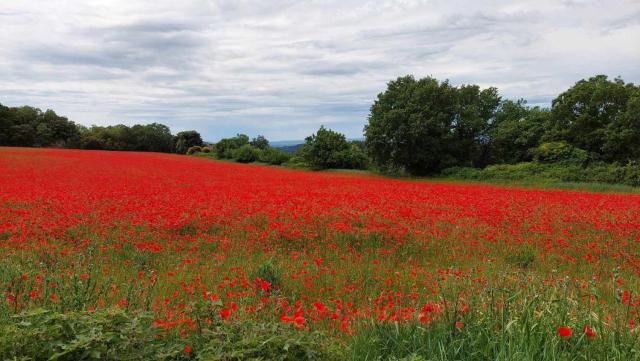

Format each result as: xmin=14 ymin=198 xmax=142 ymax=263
xmin=1 ymin=0 xmax=639 ymax=140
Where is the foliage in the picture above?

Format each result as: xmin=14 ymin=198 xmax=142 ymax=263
xmin=199 ymin=134 xmax=290 ymax=165
xmin=173 ymin=130 xmax=203 ymax=154
xmin=531 ymin=141 xmax=588 ymax=165
xmin=301 ymin=126 xmax=369 ymax=170
xmin=365 ymin=75 xmax=501 ymax=175
xmin=201 ymin=146 xmax=211 ymax=153
xmin=0 ymin=309 xmax=341 ymax=361
xmin=364 ymin=74 xmax=640 ymax=178
xmin=488 ymin=99 xmax=549 ymax=164
xmin=0 ymin=104 xmax=81 ymax=147
xmin=301 ymin=126 xmax=349 ymax=169
xmin=0 ymin=309 xmax=164 ymax=360
xmin=186 ymin=145 xmax=202 ymax=155
xmin=233 ymin=144 xmax=261 ymax=163
xmin=258 ymin=146 xmax=291 ymax=165
xmin=336 ymin=142 xmax=370 ymax=170
xmin=215 ymin=134 xmax=250 ymax=159
xmin=250 ymin=135 xmax=270 ymax=150
xmin=442 ymin=160 xmax=640 ymax=188
xmin=545 ymin=75 xmax=640 ymax=163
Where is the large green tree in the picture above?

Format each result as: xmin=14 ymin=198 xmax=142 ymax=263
xmin=364 ymin=75 xmax=500 ymax=174
xmin=130 ymin=123 xmax=173 ymax=152
xmin=215 ymin=134 xmax=250 ymax=159
xmin=173 ymin=130 xmax=204 ymax=154
xmin=546 ymin=75 xmax=640 ymax=162
xmin=301 ymin=126 xmax=349 ymax=169
xmin=488 ymin=100 xmax=549 ymax=164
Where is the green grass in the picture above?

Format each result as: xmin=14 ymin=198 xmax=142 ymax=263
xmin=4 ymin=280 xmax=640 ymax=360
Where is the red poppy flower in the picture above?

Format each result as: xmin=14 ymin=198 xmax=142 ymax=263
xmin=557 ymin=326 xmax=572 ymax=337
xmin=219 ymin=308 xmax=231 ymax=320
xmin=583 ymin=325 xmax=596 ymax=338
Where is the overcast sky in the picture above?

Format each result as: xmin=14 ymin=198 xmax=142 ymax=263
xmin=1 ymin=1 xmax=639 ymax=141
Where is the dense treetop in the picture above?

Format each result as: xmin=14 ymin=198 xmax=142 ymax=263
xmin=0 ymin=103 xmax=201 ymax=154
xmin=365 ymin=74 xmax=640 ymax=175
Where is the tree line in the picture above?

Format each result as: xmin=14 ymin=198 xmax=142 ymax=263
xmin=0 ymin=104 xmax=204 ymax=153
xmin=289 ymin=74 xmax=638 ymax=187
xmin=364 ymin=74 xmax=640 ymax=175
xmin=2 ymin=74 xmax=639 ymax=186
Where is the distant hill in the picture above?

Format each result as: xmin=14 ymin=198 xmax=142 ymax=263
xmin=270 ymin=140 xmax=304 ymax=147
xmin=275 ymin=143 xmax=303 ymax=153
xmin=271 ymin=138 xmax=363 ymax=153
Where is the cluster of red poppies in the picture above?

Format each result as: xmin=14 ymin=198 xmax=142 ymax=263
xmin=1 ymin=147 xmax=639 ymax=335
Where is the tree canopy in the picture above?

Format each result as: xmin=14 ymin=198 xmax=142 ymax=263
xmin=364 ymin=74 xmax=640 ymax=175
xmin=364 ymin=75 xmax=500 ymax=174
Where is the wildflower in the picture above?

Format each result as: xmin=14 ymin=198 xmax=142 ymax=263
xmin=294 ymin=315 xmax=306 ymax=328
xmin=219 ymin=308 xmax=231 ymax=319
xmin=583 ymin=325 xmax=596 ymax=338
xmin=557 ymin=326 xmax=572 ymax=337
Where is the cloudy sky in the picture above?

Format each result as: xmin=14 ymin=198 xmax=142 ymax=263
xmin=1 ymin=1 xmax=639 ymax=141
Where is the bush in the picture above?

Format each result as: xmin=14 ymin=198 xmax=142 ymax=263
xmin=440 ymin=166 xmax=483 ymax=180
xmin=259 ymin=147 xmax=291 ymax=165
xmin=624 ymin=161 xmax=640 ymax=187
xmin=302 ymin=126 xmax=349 ymax=169
xmin=442 ymin=160 xmax=640 ymax=188
xmin=215 ymin=134 xmax=250 ymax=159
xmin=282 ymin=155 xmax=309 ymax=169
xmin=233 ymin=144 xmax=260 ymax=163
xmin=336 ymin=143 xmax=370 ymax=170
xmin=174 ymin=130 xmax=203 ymax=154
xmin=531 ymin=141 xmax=588 ymax=165
xmin=186 ymin=145 xmax=202 ymax=155
xmin=0 ymin=309 xmax=164 ymax=360
xmin=201 ymin=146 xmax=211 ymax=153
xmin=0 ymin=308 xmax=341 ymax=360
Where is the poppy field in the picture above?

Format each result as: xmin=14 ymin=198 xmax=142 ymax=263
xmin=2 ymin=147 xmax=640 ymax=360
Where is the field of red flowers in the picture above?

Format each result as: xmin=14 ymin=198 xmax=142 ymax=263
xmin=2 ymin=147 xmax=640 ymax=360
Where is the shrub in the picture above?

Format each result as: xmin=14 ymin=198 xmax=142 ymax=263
xmin=174 ymin=130 xmax=203 ymax=154
xmin=233 ymin=144 xmax=260 ymax=163
xmin=0 ymin=309 xmax=164 ymax=360
xmin=531 ymin=141 xmax=588 ymax=165
xmin=282 ymin=155 xmax=309 ymax=169
xmin=442 ymin=161 xmax=640 ymax=188
xmin=186 ymin=145 xmax=202 ymax=155
xmin=201 ymin=146 xmax=211 ymax=153
xmin=0 ymin=309 xmax=341 ymax=360
xmin=623 ymin=161 xmax=640 ymax=187
xmin=302 ymin=126 xmax=349 ymax=169
xmin=440 ymin=166 xmax=483 ymax=180
xmin=258 ymin=147 xmax=291 ymax=165
xmin=336 ymin=143 xmax=370 ymax=170
xmin=216 ymin=134 xmax=250 ymax=159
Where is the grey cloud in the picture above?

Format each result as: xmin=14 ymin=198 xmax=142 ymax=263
xmin=1 ymin=0 xmax=639 ymax=140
